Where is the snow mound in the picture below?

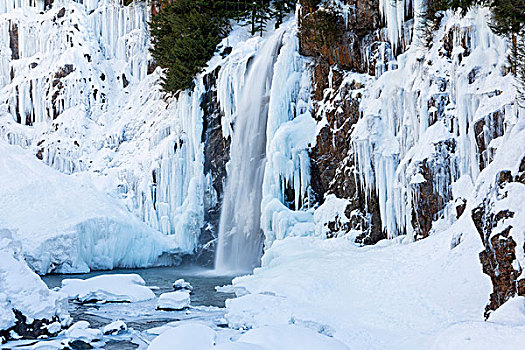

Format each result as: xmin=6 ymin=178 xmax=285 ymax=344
xmin=235 ymin=325 xmax=348 ymax=350
xmin=225 ymin=227 xmax=493 ymax=349
xmin=0 ymin=229 xmax=68 ymax=332
xmin=156 ymin=291 xmax=191 ymax=310
xmin=173 ymin=279 xmax=193 ymax=291
xmin=148 ymin=323 xmax=216 ymax=350
xmin=0 ymin=141 xmax=180 ymax=274
xmin=60 ymin=274 xmax=155 ymax=303
xmin=63 ymin=321 xmax=102 ymax=342
xmin=102 ymin=320 xmax=127 ymax=335
xmin=147 ymin=323 xmax=346 ymax=350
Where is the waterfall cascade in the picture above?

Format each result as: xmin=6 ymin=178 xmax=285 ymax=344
xmin=214 ymin=30 xmax=285 ymax=273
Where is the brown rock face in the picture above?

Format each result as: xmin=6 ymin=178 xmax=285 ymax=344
xmin=473 ymin=164 xmax=525 ymax=319
xmin=299 ymin=0 xmax=385 ymax=243
xmin=9 ymin=22 xmax=19 ymax=60
xmin=410 ymin=139 xmax=456 ymax=239
xmin=474 ymin=108 xmax=505 ymax=172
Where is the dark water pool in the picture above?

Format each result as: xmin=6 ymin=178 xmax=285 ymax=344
xmin=43 ymin=266 xmax=234 ymax=307
xmin=39 ymin=266 xmax=237 ymax=349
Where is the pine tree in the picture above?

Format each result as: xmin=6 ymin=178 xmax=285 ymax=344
xmin=248 ymin=1 xmax=272 ymax=36
xmin=272 ymin=0 xmax=296 ymax=28
xmin=149 ymin=0 xmax=226 ymax=93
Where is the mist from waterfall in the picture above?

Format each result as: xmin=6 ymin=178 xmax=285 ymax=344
xmin=214 ymin=30 xmax=285 ymax=274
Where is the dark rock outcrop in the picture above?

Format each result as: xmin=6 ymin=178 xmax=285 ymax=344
xmin=410 ymin=139 xmax=456 ymax=239
xmin=299 ymin=0 xmax=385 ymax=243
xmin=473 ymin=162 xmax=525 ymax=319
xmin=9 ymin=22 xmax=19 ymax=60
xmin=196 ymin=66 xmax=231 ymax=266
xmin=0 ymin=310 xmax=61 ymax=344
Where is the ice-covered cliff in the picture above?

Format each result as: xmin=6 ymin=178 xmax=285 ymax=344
xmin=0 ymin=0 xmax=316 ymax=271
xmin=1 ymin=0 xmax=524 ymax=317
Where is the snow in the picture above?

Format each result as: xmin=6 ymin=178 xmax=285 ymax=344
xmin=313 ymin=195 xmax=350 ymax=237
xmin=0 ymin=140 xmax=180 ymax=274
xmin=173 ymin=279 xmax=193 ymax=291
xmin=223 ymin=215 xmax=500 ymax=349
xmin=102 ymin=320 xmax=127 ymax=335
xmin=148 ymin=323 xmax=216 ymax=350
xmin=147 ymin=323 xmax=348 ymax=350
xmin=63 ymin=320 xmax=102 ymax=342
xmin=156 ymin=291 xmax=191 ymax=310
xmin=235 ymin=325 xmax=348 ymax=350
xmin=60 ymin=274 xmax=155 ymax=303
xmin=0 ymin=229 xmax=68 ymax=331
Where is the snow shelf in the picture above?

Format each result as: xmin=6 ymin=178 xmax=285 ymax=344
xmin=147 ymin=323 xmax=348 ymax=350
xmin=156 ymin=291 xmax=190 ymax=310
xmin=60 ymin=274 xmax=155 ymax=303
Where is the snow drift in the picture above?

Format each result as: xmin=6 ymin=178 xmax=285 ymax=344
xmin=0 ymin=141 xmax=180 ymax=274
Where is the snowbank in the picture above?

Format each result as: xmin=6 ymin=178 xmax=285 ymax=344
xmin=0 ymin=141 xmax=180 ymax=274
xmin=60 ymin=274 xmax=155 ymax=303
xmin=156 ymin=291 xmax=191 ymax=310
xmin=0 ymin=229 xmax=68 ymax=335
xmin=224 ymin=220 xmax=501 ymax=349
xmin=148 ymin=324 xmax=216 ymax=350
xmin=147 ymin=323 xmax=348 ymax=350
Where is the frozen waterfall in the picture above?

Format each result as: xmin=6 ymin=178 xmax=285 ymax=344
xmin=214 ymin=30 xmax=285 ymax=273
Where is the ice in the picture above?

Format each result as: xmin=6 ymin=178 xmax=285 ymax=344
xmin=60 ymin=274 xmax=155 ymax=303
xmin=156 ymin=291 xmax=191 ymax=311
xmin=0 ymin=140 xmax=179 ymax=274
xmin=0 ymin=229 xmax=68 ymax=332
xmin=351 ymin=8 xmax=517 ymax=239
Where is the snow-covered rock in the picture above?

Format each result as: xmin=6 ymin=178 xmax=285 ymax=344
xmin=60 ymin=274 xmax=155 ymax=303
xmin=64 ymin=321 xmax=102 ymax=342
xmin=102 ymin=320 xmax=127 ymax=335
xmin=156 ymin=291 xmax=191 ymax=310
xmin=0 ymin=229 xmax=68 ymax=339
xmin=173 ymin=279 xmax=193 ymax=291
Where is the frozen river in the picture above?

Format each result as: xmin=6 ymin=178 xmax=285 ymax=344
xmin=6 ymin=267 xmax=237 ymax=349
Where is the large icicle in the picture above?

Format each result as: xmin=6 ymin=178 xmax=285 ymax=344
xmin=351 ymin=8 xmax=517 ymax=240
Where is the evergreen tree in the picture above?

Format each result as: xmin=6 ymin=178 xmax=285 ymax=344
xmin=149 ymin=0 xmax=298 ymax=94
xmin=273 ymin=0 xmax=296 ymax=28
xmin=149 ymin=0 xmax=226 ymax=93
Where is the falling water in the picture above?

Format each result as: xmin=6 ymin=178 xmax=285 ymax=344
xmin=214 ymin=30 xmax=284 ymax=273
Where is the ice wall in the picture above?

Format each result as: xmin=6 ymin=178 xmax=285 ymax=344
xmin=0 ymin=0 xmax=317 ymax=265
xmin=215 ymin=20 xmax=317 ymax=272
xmin=0 ymin=1 xmax=206 ymax=256
xmin=351 ymin=8 xmax=518 ymax=239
